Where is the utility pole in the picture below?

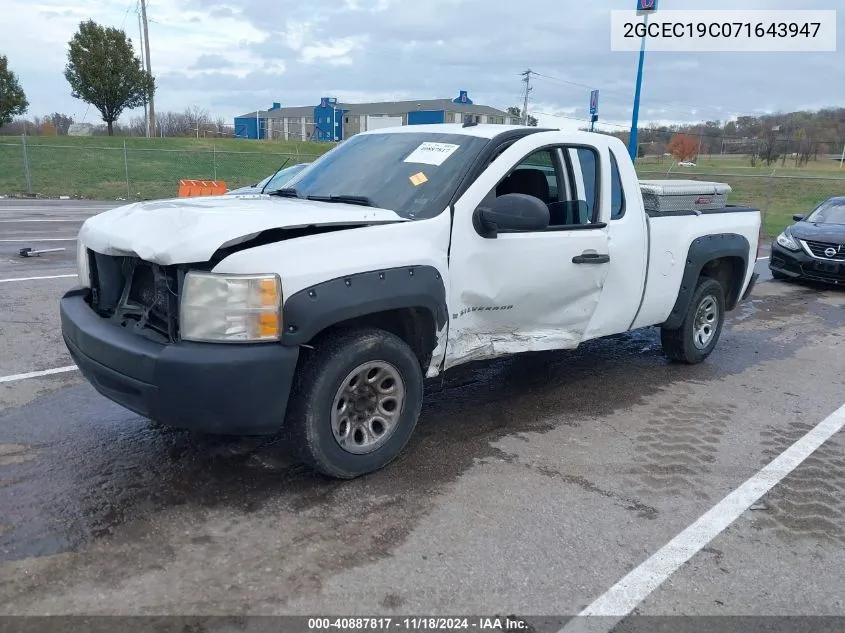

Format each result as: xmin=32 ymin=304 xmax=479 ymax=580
xmin=137 ymin=8 xmax=150 ymax=138
xmin=629 ymin=0 xmax=659 ymax=161
xmin=520 ymin=69 xmax=533 ymax=125
xmin=140 ymin=0 xmax=156 ymax=137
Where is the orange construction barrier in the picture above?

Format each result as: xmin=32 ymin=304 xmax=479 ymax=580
xmin=177 ymin=180 xmax=227 ymax=197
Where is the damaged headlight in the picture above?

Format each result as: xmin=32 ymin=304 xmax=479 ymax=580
xmin=776 ymin=231 xmax=800 ymax=251
xmin=77 ymin=239 xmax=90 ymax=288
xmin=179 ymin=272 xmax=282 ymax=343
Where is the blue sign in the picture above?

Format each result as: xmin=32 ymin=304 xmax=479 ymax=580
xmin=589 ymin=90 xmax=600 ymax=116
xmin=637 ymin=0 xmax=658 ymax=11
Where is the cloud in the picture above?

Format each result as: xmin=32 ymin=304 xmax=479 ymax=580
xmin=189 ymin=54 xmax=236 ymax=70
xmin=1 ymin=0 xmax=842 ymax=131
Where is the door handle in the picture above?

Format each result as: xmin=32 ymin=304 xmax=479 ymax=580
xmin=572 ymin=252 xmax=610 ymax=264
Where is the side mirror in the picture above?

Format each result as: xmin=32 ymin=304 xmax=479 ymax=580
xmin=793 ymin=214 xmax=805 ymax=222
xmin=473 ymin=193 xmax=550 ymax=238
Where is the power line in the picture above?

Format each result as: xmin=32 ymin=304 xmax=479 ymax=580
xmin=529 ymin=70 xmax=768 ymax=121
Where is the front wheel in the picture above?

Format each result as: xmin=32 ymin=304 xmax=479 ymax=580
xmin=285 ymin=327 xmax=424 ymax=479
xmin=660 ymin=278 xmax=726 ymax=364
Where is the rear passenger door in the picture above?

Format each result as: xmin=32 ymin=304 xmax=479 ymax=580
xmin=579 ymin=145 xmax=649 ymax=339
xmin=445 ymin=133 xmax=612 ymax=369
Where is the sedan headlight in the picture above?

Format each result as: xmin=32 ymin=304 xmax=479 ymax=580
xmin=180 ymin=272 xmax=282 ymax=343
xmin=776 ymin=231 xmax=800 ymax=251
xmin=77 ymin=239 xmax=90 ymax=287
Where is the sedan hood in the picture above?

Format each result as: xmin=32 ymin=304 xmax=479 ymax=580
xmin=789 ymin=221 xmax=845 ymax=244
xmin=79 ymin=195 xmax=407 ymax=265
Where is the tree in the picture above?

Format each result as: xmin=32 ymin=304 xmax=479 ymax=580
xmin=666 ymin=134 xmax=697 ymax=162
xmin=48 ymin=113 xmax=74 ymax=135
xmin=506 ymin=106 xmax=538 ymax=126
xmin=0 ymin=55 xmax=29 ymax=126
xmin=40 ymin=120 xmax=57 ymax=136
xmin=64 ymin=20 xmax=154 ymax=136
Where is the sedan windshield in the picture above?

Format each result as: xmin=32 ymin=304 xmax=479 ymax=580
xmin=806 ymin=198 xmax=845 ymax=225
xmin=279 ymin=132 xmax=490 ymax=219
xmin=262 ymin=163 xmax=309 ymax=193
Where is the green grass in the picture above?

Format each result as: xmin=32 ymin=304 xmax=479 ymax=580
xmin=1 ymin=137 xmax=843 ymax=238
xmin=0 ymin=135 xmax=335 ymax=200
xmin=635 ymin=154 xmax=845 ymax=237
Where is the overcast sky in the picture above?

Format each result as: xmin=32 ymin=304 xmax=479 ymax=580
xmin=2 ymin=0 xmax=843 ymax=132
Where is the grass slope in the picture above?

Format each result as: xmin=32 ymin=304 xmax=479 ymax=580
xmin=1 ymin=137 xmax=843 ymax=237
xmin=636 ymin=155 xmax=845 ymax=237
xmin=0 ymin=136 xmax=334 ymax=200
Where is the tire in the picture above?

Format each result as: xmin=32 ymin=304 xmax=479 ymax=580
xmin=285 ymin=327 xmax=423 ymax=479
xmin=660 ymin=277 xmax=726 ymax=365
xmin=770 ymin=268 xmax=789 ymax=281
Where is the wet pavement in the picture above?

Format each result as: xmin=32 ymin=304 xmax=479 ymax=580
xmin=0 ymin=200 xmax=843 ymax=623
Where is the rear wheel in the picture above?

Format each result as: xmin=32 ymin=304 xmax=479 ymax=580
xmin=661 ymin=278 xmax=726 ymax=364
xmin=285 ymin=327 xmax=423 ymax=479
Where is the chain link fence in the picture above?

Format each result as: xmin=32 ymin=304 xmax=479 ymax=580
xmin=637 ymin=166 xmax=845 ymax=238
xmin=2 ymin=138 xmax=843 ymax=241
xmin=0 ymin=137 xmax=326 ymax=201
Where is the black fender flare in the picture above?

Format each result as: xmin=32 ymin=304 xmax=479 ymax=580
xmin=281 ymin=265 xmax=448 ymax=346
xmin=662 ymin=233 xmax=750 ymax=330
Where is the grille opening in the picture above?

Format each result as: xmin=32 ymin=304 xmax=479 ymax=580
xmin=803 ymin=239 xmax=845 ymax=261
xmin=88 ymin=251 xmax=181 ymax=343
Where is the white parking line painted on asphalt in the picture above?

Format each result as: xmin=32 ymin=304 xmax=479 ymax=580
xmin=0 ymin=238 xmax=77 ymax=242
xmin=0 ymin=218 xmax=88 ymax=223
xmin=757 ymin=256 xmax=770 ymax=261
xmin=0 ymin=207 xmax=111 ymax=212
xmin=0 ymin=274 xmax=77 ymax=283
xmin=559 ymin=401 xmax=845 ymax=633
xmin=0 ymin=365 xmax=79 ymax=384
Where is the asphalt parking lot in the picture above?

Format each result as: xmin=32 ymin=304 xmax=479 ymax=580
xmin=0 ymin=200 xmax=843 ymax=629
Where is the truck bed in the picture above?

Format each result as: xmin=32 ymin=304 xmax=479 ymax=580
xmin=630 ymin=205 xmax=761 ymax=330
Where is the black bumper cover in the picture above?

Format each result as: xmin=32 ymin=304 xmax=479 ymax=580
xmin=769 ymin=241 xmax=845 ymax=285
xmin=60 ymin=288 xmax=299 ymax=435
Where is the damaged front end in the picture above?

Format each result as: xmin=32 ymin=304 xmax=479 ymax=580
xmin=86 ymin=250 xmax=203 ymax=344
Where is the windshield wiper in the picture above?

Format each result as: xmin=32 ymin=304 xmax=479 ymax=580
xmin=268 ymin=187 xmax=301 ymax=198
xmin=306 ymin=194 xmax=376 ymax=207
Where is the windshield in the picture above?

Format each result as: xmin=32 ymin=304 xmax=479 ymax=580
xmin=806 ymin=198 xmax=845 ymax=225
xmin=263 ymin=163 xmax=309 ymax=193
xmin=280 ymin=132 xmax=490 ymax=219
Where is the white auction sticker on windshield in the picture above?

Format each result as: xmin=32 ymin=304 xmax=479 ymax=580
xmin=403 ymin=142 xmax=460 ymax=166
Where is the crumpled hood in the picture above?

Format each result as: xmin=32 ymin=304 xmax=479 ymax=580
xmin=78 ymin=195 xmax=407 ymax=265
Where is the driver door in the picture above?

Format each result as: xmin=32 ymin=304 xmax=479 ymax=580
xmin=444 ymin=132 xmax=611 ymax=368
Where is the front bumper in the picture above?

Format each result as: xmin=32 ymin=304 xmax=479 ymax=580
xmin=60 ymin=288 xmax=300 ymax=435
xmin=769 ymin=240 xmax=845 ymax=285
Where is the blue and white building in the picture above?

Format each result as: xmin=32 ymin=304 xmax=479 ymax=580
xmin=234 ymin=90 xmax=519 ymax=141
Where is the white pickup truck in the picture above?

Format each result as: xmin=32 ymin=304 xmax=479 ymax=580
xmin=61 ymin=123 xmax=761 ymax=478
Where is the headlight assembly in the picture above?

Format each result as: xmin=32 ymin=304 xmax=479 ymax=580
xmin=179 ymin=272 xmax=282 ymax=342
xmin=776 ymin=231 xmax=800 ymax=251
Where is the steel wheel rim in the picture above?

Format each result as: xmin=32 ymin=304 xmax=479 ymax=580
xmin=693 ymin=295 xmax=719 ymax=350
xmin=330 ymin=360 xmax=406 ymax=455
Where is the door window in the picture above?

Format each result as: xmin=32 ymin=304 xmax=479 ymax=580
xmin=609 ymin=150 xmax=626 ymax=220
xmin=490 ymin=145 xmax=602 ymax=229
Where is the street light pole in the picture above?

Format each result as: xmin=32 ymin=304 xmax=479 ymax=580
xmin=628 ymin=12 xmax=649 ymax=162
